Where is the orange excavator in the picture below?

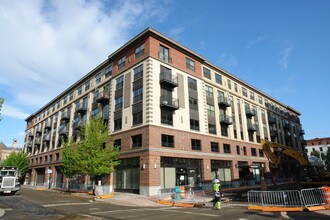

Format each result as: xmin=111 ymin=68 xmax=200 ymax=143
xmin=261 ymin=139 xmax=330 ymax=186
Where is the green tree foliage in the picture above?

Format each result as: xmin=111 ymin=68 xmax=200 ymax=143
xmin=0 ymin=97 xmax=4 ymax=121
xmin=311 ymin=150 xmax=320 ymax=158
xmin=62 ymin=117 xmax=120 ymax=181
xmin=0 ymin=152 xmax=29 ymax=175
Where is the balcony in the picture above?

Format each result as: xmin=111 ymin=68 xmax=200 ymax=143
xmin=59 ymin=126 xmax=69 ymax=136
xmin=160 ymin=96 xmax=179 ymax=110
xmin=28 ymin=132 xmax=34 ymax=138
xmin=61 ymin=112 xmax=70 ymax=121
xmin=283 ymin=121 xmax=290 ymax=130
xmin=299 ymin=129 xmax=305 ymax=135
xmin=35 ymin=137 xmax=41 ymax=145
xmin=218 ymin=96 xmax=231 ymax=108
xmin=73 ymin=120 xmax=85 ymax=130
xmin=36 ymin=128 xmax=42 ymax=134
xmin=245 ymin=108 xmax=256 ymax=117
xmin=219 ymin=114 xmax=233 ymax=125
xmin=44 ymin=120 xmax=52 ymax=129
xmin=247 ymin=123 xmax=258 ymax=132
xmin=43 ymin=134 xmax=50 ymax=142
xmin=270 ymin=130 xmax=277 ymax=137
xmin=96 ymin=92 xmax=110 ymax=104
xmin=159 ymin=72 xmax=178 ymax=89
xmin=75 ymin=103 xmax=87 ymax=115
xmin=268 ymin=115 xmax=276 ymax=124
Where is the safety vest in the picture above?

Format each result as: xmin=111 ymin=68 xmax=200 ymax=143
xmin=213 ymin=183 xmax=221 ymax=197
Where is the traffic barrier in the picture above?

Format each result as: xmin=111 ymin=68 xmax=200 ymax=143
xmin=321 ymin=186 xmax=330 ymax=204
xmin=248 ymin=190 xmax=303 ymax=212
xmin=180 ymin=186 xmax=185 ymax=199
xmin=300 ymin=186 xmax=330 ymax=211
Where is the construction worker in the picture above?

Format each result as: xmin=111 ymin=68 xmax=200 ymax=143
xmin=213 ymin=179 xmax=222 ymax=209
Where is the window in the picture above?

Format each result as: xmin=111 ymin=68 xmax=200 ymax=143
xmin=159 ymin=45 xmax=170 ymax=63
xmin=95 ymin=72 xmax=101 ymax=84
xmin=116 ymin=76 xmax=124 ymax=90
xmin=115 ymin=97 xmax=123 ymax=110
xmin=133 ymin=87 xmax=143 ymax=103
xmin=211 ymin=142 xmax=219 ymax=152
xmin=259 ymin=149 xmax=264 ymax=157
xmin=258 ymin=96 xmax=263 ymax=104
xmin=188 ymin=77 xmax=197 ymax=90
xmin=132 ymin=134 xmax=142 ymax=148
xmin=207 ymin=104 xmax=215 ymax=117
xmin=114 ymin=118 xmax=122 ymax=131
xmin=191 ymin=139 xmax=201 ymax=150
xmin=135 ymin=44 xmax=145 ymax=59
xmin=69 ymin=92 xmax=74 ymax=101
xmin=242 ymin=87 xmax=247 ymax=97
xmin=133 ymin=64 xmax=143 ymax=81
xmin=223 ymin=144 xmax=231 ymax=153
xmin=227 ymin=79 xmax=231 ymax=89
xmin=189 ymin=97 xmax=198 ymax=111
xmin=118 ymin=56 xmax=126 ymax=69
xmin=209 ymin=124 xmax=216 ymax=134
xmin=243 ymin=146 xmax=247 ymax=155
xmin=133 ymin=111 xmax=143 ymax=125
xmin=63 ymin=96 xmax=67 ymax=105
xmin=215 ymin=73 xmax=222 ymax=85
xmin=77 ymin=86 xmax=82 ymax=96
xmin=161 ymin=109 xmax=173 ymax=125
xmin=162 ymin=134 xmax=174 ymax=147
xmin=251 ymin=148 xmax=257 ymax=156
xmin=85 ymin=80 xmax=90 ymax=91
xmin=114 ymin=139 xmax=121 ymax=150
xmin=236 ymin=145 xmax=240 ymax=155
xmin=205 ymin=85 xmax=213 ymax=98
xmin=190 ymin=119 xmax=199 ymax=130
xmin=186 ymin=57 xmax=195 ymax=71
xmin=203 ymin=67 xmax=211 ymax=79
xmin=234 ymin=83 xmax=238 ymax=92
xmin=250 ymin=91 xmax=255 ymax=100
xmin=105 ymin=65 xmax=112 ymax=78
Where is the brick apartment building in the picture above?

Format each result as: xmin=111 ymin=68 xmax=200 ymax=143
xmin=23 ymin=28 xmax=306 ymax=196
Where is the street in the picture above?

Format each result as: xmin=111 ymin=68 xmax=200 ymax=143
xmin=0 ymin=187 xmax=326 ymax=220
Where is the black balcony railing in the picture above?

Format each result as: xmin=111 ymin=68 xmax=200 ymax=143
xmin=160 ymin=96 xmax=179 ymax=110
xmin=218 ymin=96 xmax=231 ymax=108
xmin=247 ymin=123 xmax=258 ymax=131
xmin=96 ymin=92 xmax=110 ymax=104
xmin=159 ymin=72 xmax=178 ymax=88
xmin=43 ymin=134 xmax=50 ymax=142
xmin=245 ymin=108 xmax=256 ymax=117
xmin=219 ymin=114 xmax=233 ymax=125
xmin=59 ymin=126 xmax=69 ymax=136
xmin=61 ymin=112 xmax=70 ymax=121
xmin=75 ymin=103 xmax=87 ymax=114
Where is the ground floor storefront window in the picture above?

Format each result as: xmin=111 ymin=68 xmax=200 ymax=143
xmin=211 ymin=160 xmax=232 ymax=187
xmin=160 ymin=157 xmax=202 ymax=189
xmin=115 ymin=157 xmax=140 ymax=193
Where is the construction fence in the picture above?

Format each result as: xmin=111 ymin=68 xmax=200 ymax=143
xmin=248 ymin=186 xmax=330 ymax=212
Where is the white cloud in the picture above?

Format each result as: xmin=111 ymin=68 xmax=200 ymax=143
xmin=169 ymin=26 xmax=185 ymax=38
xmin=218 ymin=53 xmax=238 ymax=68
xmin=279 ymin=46 xmax=293 ymax=69
xmin=246 ymin=36 xmax=266 ymax=49
xmin=0 ymin=0 xmax=168 ymax=109
xmin=2 ymin=104 xmax=30 ymax=120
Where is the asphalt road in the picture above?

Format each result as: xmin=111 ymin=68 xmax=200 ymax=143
xmin=0 ymin=188 xmax=286 ymax=220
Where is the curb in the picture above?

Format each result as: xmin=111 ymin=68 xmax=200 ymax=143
xmin=0 ymin=208 xmax=4 ymax=218
xmin=156 ymin=200 xmax=204 ymax=208
xmin=95 ymin=194 xmax=115 ymax=199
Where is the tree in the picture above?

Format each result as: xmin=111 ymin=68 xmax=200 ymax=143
xmin=0 ymin=97 xmax=4 ymax=121
xmin=0 ymin=151 xmax=29 ymax=175
xmin=311 ymin=150 xmax=320 ymax=158
xmin=62 ymin=117 xmax=120 ymax=186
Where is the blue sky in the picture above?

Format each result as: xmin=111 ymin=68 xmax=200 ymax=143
xmin=0 ymin=0 xmax=329 ymax=148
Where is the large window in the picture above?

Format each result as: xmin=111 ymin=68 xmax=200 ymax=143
xmin=118 ymin=56 xmax=126 ymax=69
xmin=114 ymin=118 xmax=122 ymax=131
xmin=203 ymin=67 xmax=211 ymax=79
xmin=77 ymin=86 xmax=82 ymax=96
xmin=159 ymin=45 xmax=170 ymax=63
xmin=190 ymin=119 xmax=199 ymax=131
xmin=215 ymin=73 xmax=222 ymax=85
xmin=133 ymin=87 xmax=143 ymax=103
xmin=95 ymin=72 xmax=101 ymax=84
xmin=115 ymin=97 xmax=123 ymax=110
xmin=133 ymin=64 xmax=143 ymax=81
xmin=161 ymin=134 xmax=174 ymax=147
xmin=205 ymin=85 xmax=213 ymax=98
xmin=251 ymin=148 xmax=257 ymax=156
xmin=223 ymin=144 xmax=231 ymax=153
xmin=85 ymin=80 xmax=90 ymax=91
xmin=116 ymin=76 xmax=124 ymax=90
xmin=191 ymin=139 xmax=201 ymax=150
xmin=207 ymin=104 xmax=215 ymax=117
xmin=209 ymin=124 xmax=217 ymax=134
xmin=242 ymin=87 xmax=247 ymax=97
xmin=189 ymin=97 xmax=198 ymax=111
xmin=135 ymin=44 xmax=145 ymax=59
xmin=161 ymin=109 xmax=173 ymax=125
xmin=132 ymin=134 xmax=142 ymax=148
xmin=188 ymin=77 xmax=197 ymax=90
xmin=105 ymin=65 xmax=112 ymax=78
xmin=133 ymin=111 xmax=143 ymax=125
xmin=186 ymin=57 xmax=195 ymax=71
xmin=211 ymin=142 xmax=219 ymax=152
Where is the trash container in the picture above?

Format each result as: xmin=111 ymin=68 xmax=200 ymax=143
xmin=174 ymin=186 xmax=181 ymax=200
